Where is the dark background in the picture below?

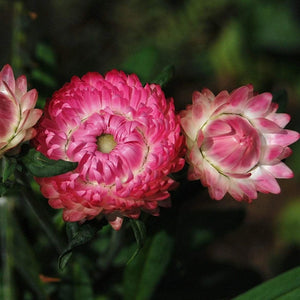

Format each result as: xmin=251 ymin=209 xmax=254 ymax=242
xmin=0 ymin=0 xmax=299 ymax=299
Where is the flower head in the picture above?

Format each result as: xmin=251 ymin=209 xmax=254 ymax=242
xmin=34 ymin=70 xmax=184 ymax=229
xmin=180 ymin=85 xmax=299 ymax=201
xmin=0 ymin=64 xmax=42 ymax=157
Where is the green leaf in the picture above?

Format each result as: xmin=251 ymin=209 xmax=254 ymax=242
xmin=21 ymin=148 xmax=78 ymax=177
xmin=127 ymin=219 xmax=147 ymax=264
xmin=124 ymin=230 xmax=174 ymax=300
xmin=1 ymin=156 xmax=17 ymax=183
xmin=59 ymin=220 xmax=107 ymax=269
xmin=233 ymin=266 xmax=300 ymax=300
xmin=152 ymin=65 xmax=175 ymax=88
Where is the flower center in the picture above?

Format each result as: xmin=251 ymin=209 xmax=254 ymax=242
xmin=97 ymin=134 xmax=117 ymax=153
xmin=201 ymin=115 xmax=261 ymax=174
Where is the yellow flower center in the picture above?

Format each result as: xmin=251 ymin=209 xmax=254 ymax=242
xmin=97 ymin=134 xmax=117 ymax=153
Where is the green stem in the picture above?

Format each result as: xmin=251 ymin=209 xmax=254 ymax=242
xmin=15 ymin=171 xmax=65 ymax=253
xmin=0 ymin=197 xmax=15 ymax=300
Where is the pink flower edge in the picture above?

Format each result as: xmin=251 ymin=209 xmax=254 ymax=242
xmin=34 ymin=70 xmax=185 ymax=229
xmin=0 ymin=64 xmax=42 ymax=157
xmin=180 ymin=85 xmax=299 ymax=202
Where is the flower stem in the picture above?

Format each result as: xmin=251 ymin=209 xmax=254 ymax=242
xmin=15 ymin=171 xmax=65 ymax=253
xmin=0 ymin=197 xmax=15 ymax=300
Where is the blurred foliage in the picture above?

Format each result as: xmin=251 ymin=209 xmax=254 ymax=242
xmin=277 ymin=200 xmax=300 ymax=246
xmin=0 ymin=0 xmax=299 ymax=299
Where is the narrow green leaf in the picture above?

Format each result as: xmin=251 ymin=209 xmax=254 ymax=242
xmin=127 ymin=219 xmax=147 ymax=264
xmin=124 ymin=230 xmax=174 ymax=300
xmin=152 ymin=65 xmax=175 ymax=88
xmin=233 ymin=266 xmax=300 ymax=300
xmin=21 ymin=148 xmax=78 ymax=177
xmin=59 ymin=220 xmax=106 ymax=269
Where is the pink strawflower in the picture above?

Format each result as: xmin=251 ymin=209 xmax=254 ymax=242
xmin=34 ymin=70 xmax=185 ymax=229
xmin=0 ymin=64 xmax=42 ymax=157
xmin=180 ymin=85 xmax=299 ymax=202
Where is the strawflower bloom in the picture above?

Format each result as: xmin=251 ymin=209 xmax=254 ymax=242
xmin=34 ymin=70 xmax=184 ymax=229
xmin=0 ymin=64 xmax=42 ymax=157
xmin=180 ymin=85 xmax=299 ymax=201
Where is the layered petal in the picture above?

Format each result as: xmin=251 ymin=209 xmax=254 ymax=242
xmin=180 ymin=85 xmax=299 ymax=202
xmin=0 ymin=64 xmax=42 ymax=157
xmin=34 ymin=70 xmax=185 ymax=229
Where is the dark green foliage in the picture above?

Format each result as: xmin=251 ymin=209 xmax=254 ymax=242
xmin=233 ymin=266 xmax=300 ymax=300
xmin=59 ymin=219 xmax=107 ymax=269
xmin=21 ymin=148 xmax=78 ymax=177
xmin=0 ymin=0 xmax=299 ymax=299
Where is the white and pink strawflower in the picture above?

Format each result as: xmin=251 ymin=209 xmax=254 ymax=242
xmin=180 ymin=85 xmax=299 ymax=202
xmin=34 ymin=70 xmax=185 ymax=230
xmin=0 ymin=64 xmax=42 ymax=158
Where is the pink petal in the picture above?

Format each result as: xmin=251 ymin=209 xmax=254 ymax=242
xmin=227 ymin=181 xmax=246 ymax=201
xmin=208 ymin=173 xmax=228 ymax=200
xmin=267 ymin=113 xmax=290 ymax=128
xmin=0 ymin=93 xmax=19 ymax=139
xmin=229 ymin=86 xmax=251 ymax=107
xmin=21 ymin=108 xmax=43 ymax=130
xmin=107 ymin=216 xmax=124 ymax=230
xmin=63 ymin=209 xmax=85 ymax=222
xmin=252 ymin=167 xmax=281 ymax=194
xmin=16 ymin=75 xmax=27 ymax=95
xmin=252 ymin=118 xmax=282 ymax=133
xmin=191 ymin=91 xmax=212 ymax=124
xmin=180 ymin=109 xmax=199 ymax=141
xmin=260 ymin=144 xmax=285 ymax=164
xmin=0 ymin=64 xmax=15 ymax=93
xmin=204 ymin=119 xmax=232 ymax=137
xmin=238 ymin=180 xmax=258 ymax=200
xmin=245 ymin=93 xmax=272 ymax=118
xmin=20 ymin=89 xmax=38 ymax=112
xmin=213 ymin=90 xmax=230 ymax=108
xmin=201 ymin=88 xmax=215 ymax=101
xmin=196 ymin=130 xmax=204 ymax=147
xmin=200 ymin=159 xmax=220 ymax=188
xmin=264 ymin=162 xmax=293 ymax=179
xmin=265 ymin=129 xmax=300 ymax=147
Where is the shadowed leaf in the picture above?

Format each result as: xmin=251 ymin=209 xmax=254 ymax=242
xmin=233 ymin=266 xmax=300 ymax=300
xmin=21 ymin=148 xmax=77 ymax=177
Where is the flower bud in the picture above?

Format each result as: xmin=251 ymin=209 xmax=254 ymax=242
xmin=0 ymin=65 xmax=42 ymax=157
xmin=180 ymin=85 xmax=299 ymax=201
